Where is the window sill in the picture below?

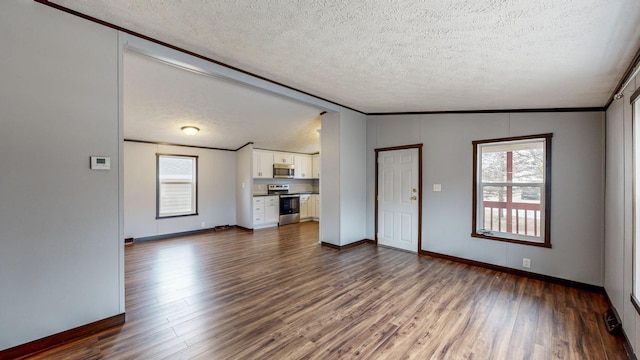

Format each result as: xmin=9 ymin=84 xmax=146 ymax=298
xmin=156 ymin=213 xmax=199 ymax=220
xmin=471 ymin=233 xmax=551 ymax=248
xmin=631 ymin=294 xmax=640 ymax=316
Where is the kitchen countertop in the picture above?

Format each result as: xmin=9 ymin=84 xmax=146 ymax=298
xmin=253 ymin=192 xmax=319 ymax=197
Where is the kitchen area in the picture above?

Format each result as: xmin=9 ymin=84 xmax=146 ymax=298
xmin=250 ymin=149 xmax=320 ymax=229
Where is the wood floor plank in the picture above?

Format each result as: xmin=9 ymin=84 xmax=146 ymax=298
xmin=22 ymin=222 xmax=628 ymax=359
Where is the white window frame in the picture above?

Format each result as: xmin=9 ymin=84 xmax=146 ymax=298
xmin=156 ymin=154 xmax=198 ymax=218
xmin=472 ymin=134 xmax=552 ymax=248
xmin=632 ymin=95 xmax=640 ymax=306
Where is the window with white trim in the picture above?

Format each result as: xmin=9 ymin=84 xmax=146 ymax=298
xmin=632 ymin=95 xmax=640 ymax=305
xmin=472 ymin=134 xmax=552 ymax=247
xmin=157 ymin=154 xmax=198 ymax=218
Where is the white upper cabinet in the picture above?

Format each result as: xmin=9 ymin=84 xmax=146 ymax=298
xmin=253 ymin=150 xmax=318 ymax=179
xmin=312 ymin=154 xmax=320 ymax=179
xmin=273 ymin=152 xmax=294 ymax=165
xmin=253 ymin=150 xmax=273 ymax=178
xmin=294 ymin=154 xmax=312 ymax=179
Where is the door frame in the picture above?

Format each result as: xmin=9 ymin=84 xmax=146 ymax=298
xmin=374 ymin=144 xmax=423 ymax=252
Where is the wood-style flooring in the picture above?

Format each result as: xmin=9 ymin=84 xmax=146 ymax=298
xmin=26 ymin=222 xmax=628 ymax=359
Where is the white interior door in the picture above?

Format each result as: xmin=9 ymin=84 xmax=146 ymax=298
xmin=377 ymin=148 xmax=419 ymax=252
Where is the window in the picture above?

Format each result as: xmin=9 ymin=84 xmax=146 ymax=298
xmin=633 ymin=92 xmax=640 ymax=307
xmin=472 ymin=134 xmax=552 ymax=247
xmin=157 ymin=154 xmax=198 ymax=218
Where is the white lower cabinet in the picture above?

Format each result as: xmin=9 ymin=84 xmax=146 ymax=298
xmin=300 ymin=194 xmax=311 ymax=221
xmin=265 ymin=196 xmax=279 ymax=224
xmin=313 ymin=195 xmax=320 ymax=221
xmin=307 ymin=194 xmax=320 ymax=222
xmin=254 ymin=196 xmax=279 ymax=228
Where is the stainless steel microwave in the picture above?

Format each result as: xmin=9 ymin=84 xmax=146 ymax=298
xmin=273 ymin=163 xmax=295 ymax=179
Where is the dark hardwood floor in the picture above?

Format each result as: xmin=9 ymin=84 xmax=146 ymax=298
xmin=25 ymin=222 xmax=627 ymax=359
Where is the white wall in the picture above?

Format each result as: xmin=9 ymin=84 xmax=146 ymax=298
xmin=236 ymin=144 xmax=253 ymax=229
xmin=605 ymin=74 xmax=638 ymax=355
xmin=0 ymin=1 xmax=122 ymax=350
xmin=339 ymin=110 xmax=368 ymax=245
xmin=124 ymin=141 xmax=236 ymax=238
xmin=367 ymin=111 xmax=605 ymax=285
xmin=319 ymin=109 xmax=368 ymax=246
xmin=320 ymin=112 xmax=341 ymax=245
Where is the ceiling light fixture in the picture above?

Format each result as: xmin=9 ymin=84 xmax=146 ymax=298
xmin=181 ymin=126 xmax=200 ymax=135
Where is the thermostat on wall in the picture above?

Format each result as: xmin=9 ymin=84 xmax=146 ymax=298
xmin=90 ymin=156 xmax=110 ymax=170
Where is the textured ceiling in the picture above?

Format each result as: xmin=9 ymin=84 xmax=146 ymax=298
xmin=47 ymin=0 xmax=640 ymax=113
xmin=124 ymin=52 xmax=322 ymax=152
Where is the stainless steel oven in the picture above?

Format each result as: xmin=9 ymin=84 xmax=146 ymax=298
xmin=279 ymin=194 xmax=300 ymax=225
xmin=268 ymin=184 xmax=300 ymax=225
xmin=273 ymin=164 xmax=295 ymax=179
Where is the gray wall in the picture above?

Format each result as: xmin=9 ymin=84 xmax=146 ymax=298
xmin=124 ymin=141 xmax=237 ymax=239
xmin=236 ymin=144 xmax=253 ymax=229
xmin=320 ymin=110 xmax=368 ymax=246
xmin=604 ymin=75 xmax=638 ymax=353
xmin=0 ymin=1 xmax=122 ymax=350
xmin=339 ymin=109 xmax=368 ymax=245
xmin=320 ymin=112 xmax=341 ymax=245
xmin=367 ymin=112 xmax=605 ymax=285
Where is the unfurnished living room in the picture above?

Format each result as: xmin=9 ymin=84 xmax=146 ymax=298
xmin=3 ymin=1 xmax=640 ymax=359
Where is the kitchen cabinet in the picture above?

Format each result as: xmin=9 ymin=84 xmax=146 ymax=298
xmin=308 ymin=194 xmax=320 ymax=221
xmin=300 ymin=194 xmax=311 ymax=220
xmin=312 ymin=154 xmax=320 ymax=179
xmin=294 ymin=154 xmax=312 ymax=179
xmin=253 ymin=196 xmax=265 ymax=226
xmin=253 ymin=150 xmax=273 ymax=178
xmin=314 ymin=195 xmax=320 ymax=221
xmin=265 ymin=196 xmax=279 ymax=224
xmin=253 ymin=196 xmax=279 ymax=228
xmin=273 ymin=152 xmax=294 ymax=165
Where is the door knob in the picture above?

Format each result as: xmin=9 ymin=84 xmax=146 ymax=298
xmin=410 ymin=196 xmax=417 ymax=200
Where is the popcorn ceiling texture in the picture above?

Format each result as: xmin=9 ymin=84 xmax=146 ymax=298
xmin=124 ymin=52 xmax=322 ymax=152
xmin=52 ymin=0 xmax=640 ymax=112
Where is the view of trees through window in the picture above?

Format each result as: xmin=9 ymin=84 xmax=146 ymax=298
xmin=473 ymin=135 xmax=551 ymax=246
xmin=481 ymin=143 xmax=544 ymax=202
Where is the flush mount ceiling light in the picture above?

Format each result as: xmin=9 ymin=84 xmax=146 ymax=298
xmin=181 ymin=126 xmax=200 ymax=135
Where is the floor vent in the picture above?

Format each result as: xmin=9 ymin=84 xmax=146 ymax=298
xmin=604 ymin=308 xmax=621 ymax=335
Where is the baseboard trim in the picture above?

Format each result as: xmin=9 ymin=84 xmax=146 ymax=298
xmin=0 ymin=313 xmax=125 ymax=359
xmin=419 ymin=250 xmax=605 ymax=294
xmin=235 ymin=225 xmax=253 ymax=232
xmin=624 ymin=328 xmax=638 ymax=360
xmin=602 ymin=290 xmax=637 ymax=360
xmin=133 ymin=225 xmax=242 ymax=242
xmin=321 ymin=239 xmax=375 ymax=250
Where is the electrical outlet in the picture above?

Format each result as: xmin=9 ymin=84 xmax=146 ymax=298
xmin=522 ymin=258 xmax=531 ymax=268
xmin=201 ymin=221 xmax=206 ymax=228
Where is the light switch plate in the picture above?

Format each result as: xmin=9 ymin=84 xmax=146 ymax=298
xmin=90 ymin=156 xmax=110 ymax=170
xmin=433 ymin=184 xmax=442 ymax=192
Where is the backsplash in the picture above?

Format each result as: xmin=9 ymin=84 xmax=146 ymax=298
xmin=253 ymin=178 xmax=319 ymax=195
